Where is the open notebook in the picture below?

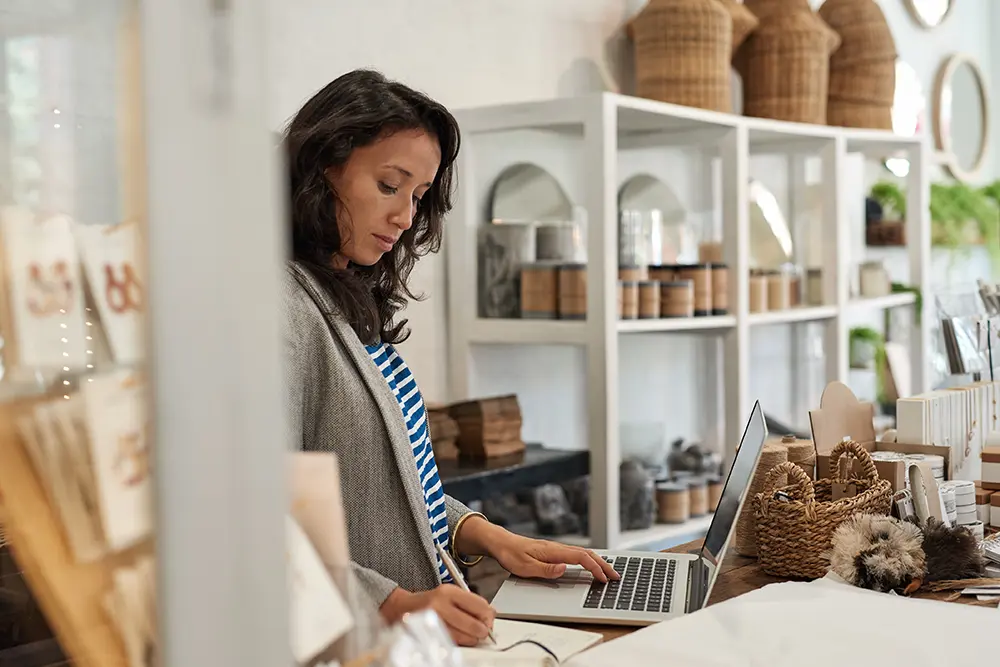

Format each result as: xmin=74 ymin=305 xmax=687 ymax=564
xmin=459 ymin=620 xmax=602 ymax=666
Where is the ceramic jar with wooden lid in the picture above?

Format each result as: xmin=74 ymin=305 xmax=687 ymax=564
xmin=656 ymin=481 xmax=691 ymax=524
xmin=520 ymin=263 xmax=559 ymax=319
xmin=558 ymin=264 xmax=587 ymax=319
xmin=676 ymin=264 xmax=713 ymax=316
xmin=661 ymin=280 xmax=695 ymax=318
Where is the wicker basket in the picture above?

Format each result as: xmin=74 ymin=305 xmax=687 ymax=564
xmin=736 ymin=0 xmax=841 ymax=124
xmin=753 ymin=440 xmax=892 ymax=579
xmin=819 ymin=0 xmax=896 ymax=129
xmin=716 ymin=0 xmax=759 ymax=54
xmin=631 ymin=0 xmax=735 ymax=112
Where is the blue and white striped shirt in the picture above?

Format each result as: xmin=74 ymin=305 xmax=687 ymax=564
xmin=365 ymin=341 xmax=453 ymax=584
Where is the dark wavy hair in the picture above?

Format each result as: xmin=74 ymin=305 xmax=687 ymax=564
xmin=284 ymin=69 xmax=460 ymax=344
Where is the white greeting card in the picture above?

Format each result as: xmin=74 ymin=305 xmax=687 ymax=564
xmin=19 ymin=400 xmax=107 ymax=562
xmin=74 ymin=221 xmax=145 ymax=364
xmin=287 ymin=515 xmax=354 ymax=664
xmin=0 ymin=207 xmax=89 ymax=369
xmin=106 ymin=556 xmax=158 ymax=667
xmin=82 ymin=370 xmax=153 ymax=552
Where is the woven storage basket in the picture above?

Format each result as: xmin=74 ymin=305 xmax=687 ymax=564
xmin=819 ymin=0 xmax=896 ymax=129
xmin=827 ymin=98 xmax=892 ymax=130
xmin=753 ymin=440 xmax=892 ymax=578
xmin=736 ymin=0 xmax=841 ymax=124
xmin=631 ymin=0 xmax=734 ymax=112
xmin=716 ymin=0 xmax=759 ymax=54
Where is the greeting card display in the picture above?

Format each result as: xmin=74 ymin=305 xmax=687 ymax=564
xmin=0 ymin=207 xmax=89 ymax=369
xmin=82 ymin=369 xmax=153 ymax=552
xmin=74 ymin=222 xmax=145 ymax=365
xmin=15 ymin=399 xmax=107 ymax=563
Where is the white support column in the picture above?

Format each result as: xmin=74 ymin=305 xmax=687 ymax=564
xmin=821 ymin=137 xmax=849 ymax=384
xmin=788 ymin=154 xmax=808 ymax=422
xmin=907 ymin=139 xmax=931 ymax=393
xmin=446 ymin=144 xmax=478 ymax=401
xmin=721 ymin=127 xmax=749 ymax=463
xmin=141 ymin=1 xmax=290 ymax=664
xmin=583 ymin=95 xmax=619 ymax=549
xmin=701 ymin=153 xmax=724 ymax=452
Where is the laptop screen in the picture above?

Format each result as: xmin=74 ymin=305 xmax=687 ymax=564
xmin=700 ymin=401 xmax=768 ymax=567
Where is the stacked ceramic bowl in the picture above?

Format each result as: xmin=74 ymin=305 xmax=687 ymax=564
xmin=940 ymin=480 xmax=983 ymax=540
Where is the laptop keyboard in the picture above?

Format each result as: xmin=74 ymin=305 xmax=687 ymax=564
xmin=582 ymin=556 xmax=676 ymax=613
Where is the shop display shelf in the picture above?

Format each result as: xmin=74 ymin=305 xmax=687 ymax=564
xmin=846 ymin=292 xmax=917 ymax=311
xmin=447 ymin=90 xmax=931 ymax=550
xmin=617 ymin=515 xmax=715 ymax=552
xmin=617 ymin=315 xmax=736 ymax=334
xmin=747 ymin=305 xmax=839 ymax=326
xmin=746 ymin=115 xmax=923 ymax=155
xmin=439 ymin=444 xmax=588 ymax=505
xmin=509 ymin=514 xmax=713 ymax=553
xmin=466 ymin=318 xmax=588 ymax=345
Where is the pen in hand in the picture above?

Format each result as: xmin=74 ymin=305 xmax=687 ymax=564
xmin=435 ymin=541 xmax=498 ymax=645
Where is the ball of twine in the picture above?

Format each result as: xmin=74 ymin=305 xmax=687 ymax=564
xmin=782 ymin=439 xmax=816 ymax=479
xmin=734 ymin=443 xmax=788 ymax=557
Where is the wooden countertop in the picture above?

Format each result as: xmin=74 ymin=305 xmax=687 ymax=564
xmin=575 ymin=538 xmax=995 ymax=643
xmin=345 ymin=537 xmax=997 ymax=664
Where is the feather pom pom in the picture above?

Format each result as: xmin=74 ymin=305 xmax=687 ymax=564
xmin=827 ymin=514 xmax=926 ymax=593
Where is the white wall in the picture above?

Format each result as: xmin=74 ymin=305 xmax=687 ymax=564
xmin=266 ymin=0 xmax=997 ymax=442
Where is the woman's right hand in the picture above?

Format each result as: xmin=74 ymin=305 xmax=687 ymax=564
xmin=380 ymin=584 xmax=496 ymax=647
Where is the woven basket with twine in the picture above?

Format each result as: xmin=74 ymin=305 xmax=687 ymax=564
xmin=753 ymin=440 xmax=892 ymax=579
xmin=631 ymin=0 xmax=739 ymax=112
xmin=736 ymin=0 xmax=841 ymax=124
xmin=819 ymin=0 xmax=897 ymax=129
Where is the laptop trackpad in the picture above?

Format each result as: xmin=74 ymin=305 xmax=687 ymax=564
xmin=514 ymin=569 xmax=593 ymax=589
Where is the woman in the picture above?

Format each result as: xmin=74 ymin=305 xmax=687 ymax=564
xmin=281 ymin=69 xmax=617 ymax=647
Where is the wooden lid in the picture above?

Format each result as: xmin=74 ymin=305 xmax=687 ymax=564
xmin=992 ymin=493 xmax=1000 ymax=508
xmin=976 ymin=488 xmax=994 ymax=504
xmin=982 ymin=446 xmax=1000 ymax=464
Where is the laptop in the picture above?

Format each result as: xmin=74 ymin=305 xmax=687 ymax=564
xmin=491 ymin=401 xmax=768 ymax=626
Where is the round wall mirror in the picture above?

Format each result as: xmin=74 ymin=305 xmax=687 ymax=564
xmin=905 ymin=0 xmax=953 ymax=29
xmin=749 ymin=180 xmax=793 ymax=269
xmin=934 ymin=54 xmax=990 ymax=182
xmin=617 ymin=174 xmax=690 ymax=264
xmin=884 ymin=60 xmax=926 ymax=178
xmin=489 ymin=163 xmax=573 ymax=223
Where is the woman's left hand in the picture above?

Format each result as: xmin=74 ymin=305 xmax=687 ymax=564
xmin=489 ymin=532 xmax=619 ymax=583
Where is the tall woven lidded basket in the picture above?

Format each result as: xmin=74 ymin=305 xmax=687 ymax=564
xmin=631 ymin=0 xmax=738 ymax=113
xmin=736 ymin=0 xmax=841 ymax=124
xmin=819 ymin=0 xmax=897 ymax=129
xmin=753 ymin=440 xmax=892 ymax=579
xmin=717 ymin=0 xmax=759 ymax=54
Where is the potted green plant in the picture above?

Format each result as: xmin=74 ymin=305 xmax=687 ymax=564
xmin=867 ymin=181 xmax=906 ymax=246
xmin=869 ymin=180 xmax=906 ymax=221
xmin=890 ymin=282 xmax=922 ymax=324
xmin=977 ymin=179 xmax=1000 ymax=274
xmin=930 ymin=182 xmax=996 ymax=246
xmin=849 ymin=326 xmax=889 ymax=404
xmin=849 ymin=326 xmax=883 ymax=369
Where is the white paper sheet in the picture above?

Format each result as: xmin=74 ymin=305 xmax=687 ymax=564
xmin=461 ymin=620 xmax=601 ymax=665
xmin=566 ymin=581 xmax=997 ymax=667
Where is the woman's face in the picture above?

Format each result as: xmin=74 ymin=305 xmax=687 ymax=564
xmin=326 ymin=129 xmax=441 ymax=268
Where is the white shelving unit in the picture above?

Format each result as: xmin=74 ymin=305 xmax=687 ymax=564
xmin=446 ymin=92 xmax=930 ymax=550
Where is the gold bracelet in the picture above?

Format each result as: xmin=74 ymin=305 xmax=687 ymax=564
xmin=451 ymin=511 xmax=487 ymax=567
